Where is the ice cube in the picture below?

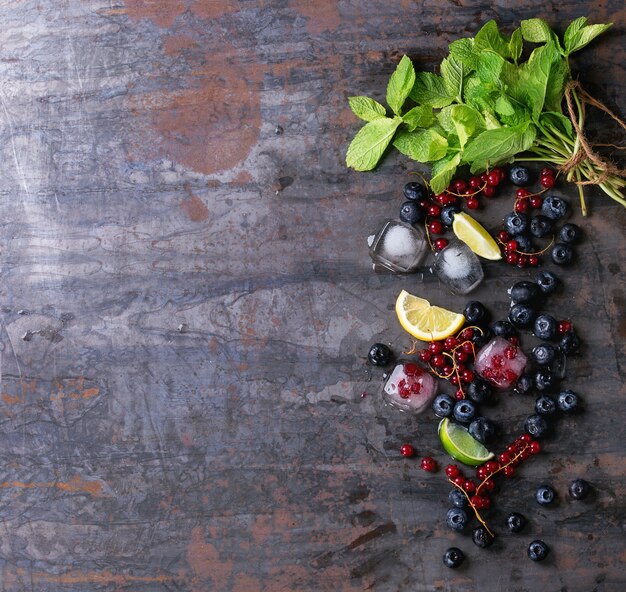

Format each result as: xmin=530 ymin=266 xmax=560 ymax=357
xmin=369 ymin=219 xmax=428 ymax=273
xmin=383 ymin=361 xmax=437 ymax=413
xmin=432 ymin=240 xmax=484 ymax=295
xmin=474 ymin=337 xmax=528 ymax=389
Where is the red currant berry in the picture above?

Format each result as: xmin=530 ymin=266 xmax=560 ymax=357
xmin=503 ymin=465 xmax=516 ymax=478
xmin=469 ymin=176 xmax=482 ymax=188
xmin=483 ymin=479 xmax=495 ymax=492
xmin=520 ymin=449 xmax=531 ymax=460
xmin=461 ymin=341 xmax=474 ymax=355
xmin=433 ymin=238 xmax=449 ymax=251
xmin=435 ymin=193 xmax=448 ymax=203
xmin=466 ymin=197 xmax=480 ymax=210
xmin=400 ymin=444 xmax=415 ymax=457
xmin=455 ymin=350 xmax=468 ymax=363
xmin=485 ymin=461 xmax=500 ymax=474
xmin=517 ymin=255 xmax=528 ymax=268
xmin=431 ymin=354 xmax=445 ymax=368
xmin=509 ymin=336 xmax=520 ymax=346
xmin=453 ymin=179 xmax=467 ymax=192
xmin=419 ymin=349 xmax=432 ymax=362
xmin=464 ymin=480 xmax=476 ymax=494
xmin=529 ymin=255 xmax=539 ymax=266
xmin=459 ymin=328 xmax=474 ymax=341
xmin=493 ymin=167 xmax=505 ymax=181
xmin=420 ymin=457 xmax=438 ymax=472
xmin=530 ymin=196 xmax=543 ymax=209
xmin=476 ymin=467 xmax=487 ymax=480
xmin=444 ymin=337 xmax=459 ymax=350
xmin=558 ymin=320 xmax=572 ymax=334
xmin=428 ymin=204 xmax=441 ymax=217
xmin=529 ymin=441 xmax=541 ymax=455
xmin=429 ymin=220 xmax=445 ymax=234
xmin=516 ymin=188 xmax=531 ymax=199
xmin=497 ymin=230 xmax=510 ymax=242
xmin=514 ymin=199 xmax=529 ymax=213
xmin=453 ymin=476 xmax=465 ymax=487
xmin=540 ymin=175 xmax=555 ymax=188
xmin=450 ymin=375 xmax=460 ymax=386
xmin=487 ymin=172 xmax=500 ymax=186
xmin=461 ymin=369 xmax=474 ymax=383
xmin=498 ymin=453 xmax=510 ymax=464
xmin=429 ymin=341 xmax=444 ymax=354
xmin=454 ymin=388 xmax=464 ymax=400
xmin=540 ymin=167 xmax=554 ymax=177
xmin=480 ymin=172 xmax=489 ymax=183
xmin=404 ymin=363 xmax=418 ymax=376
xmin=442 ymin=365 xmax=454 ymax=379
xmin=506 ymin=252 xmax=519 ymax=265
xmin=445 ymin=464 xmax=461 ymax=478
xmin=519 ymin=434 xmax=532 ymax=443
xmin=481 ymin=184 xmax=496 ymax=198
xmin=507 ymin=240 xmax=519 ymax=252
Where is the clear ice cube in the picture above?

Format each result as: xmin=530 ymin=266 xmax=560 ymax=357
xmin=383 ymin=361 xmax=437 ymax=413
xmin=474 ymin=337 xmax=528 ymax=390
xmin=432 ymin=239 xmax=484 ymax=295
xmin=369 ymin=219 xmax=429 ymax=273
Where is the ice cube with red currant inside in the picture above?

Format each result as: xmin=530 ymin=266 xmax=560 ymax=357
xmin=474 ymin=337 xmax=528 ymax=389
xmin=383 ymin=362 xmax=437 ymax=413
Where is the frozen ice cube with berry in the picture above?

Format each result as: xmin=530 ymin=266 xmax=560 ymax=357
xmin=474 ymin=337 xmax=528 ymax=389
xmin=383 ymin=361 xmax=437 ymax=413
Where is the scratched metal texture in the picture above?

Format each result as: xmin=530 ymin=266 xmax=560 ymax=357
xmin=0 ymin=1 xmax=624 ymax=590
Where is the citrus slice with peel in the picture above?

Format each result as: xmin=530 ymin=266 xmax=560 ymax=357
xmin=395 ymin=290 xmax=465 ymax=341
xmin=452 ymin=212 xmax=502 ymax=260
xmin=438 ymin=418 xmax=495 ymax=466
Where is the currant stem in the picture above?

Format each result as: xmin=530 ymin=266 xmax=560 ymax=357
xmin=449 ymin=479 xmax=494 ymax=538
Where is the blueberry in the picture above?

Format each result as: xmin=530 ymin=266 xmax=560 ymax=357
xmin=510 ymin=281 xmax=542 ymax=305
xmin=509 ymin=303 xmax=537 ymax=330
xmin=535 ymin=369 xmax=557 ymax=391
xmin=559 ymin=222 xmax=582 ymax=244
xmin=472 ymin=526 xmax=494 ymax=548
xmin=504 ymin=212 xmax=530 ymax=236
xmin=404 ymin=182 xmax=427 ymax=202
xmin=535 ymin=485 xmax=556 ymax=506
xmin=551 ymin=242 xmax=574 ymax=265
xmin=449 ymin=488 xmax=469 ymax=508
xmin=559 ymin=330 xmax=581 ymax=355
xmin=535 ymin=270 xmax=560 ymax=295
xmin=514 ymin=373 xmax=535 ymax=395
xmin=541 ymin=195 xmax=569 ymax=220
xmin=466 ymin=379 xmax=493 ymax=405
xmin=472 ymin=326 xmax=492 ymax=348
xmin=368 ymin=343 xmax=393 ymax=367
xmin=509 ymin=166 xmax=531 ymax=186
xmin=532 ymin=343 xmax=557 ymax=366
xmin=468 ymin=417 xmax=496 ymax=444
xmin=569 ymin=479 xmax=591 ymax=500
xmin=528 ymin=540 xmax=550 ymax=561
xmin=432 ymin=393 xmax=455 ymax=418
xmin=525 ymin=414 xmax=549 ymax=438
xmin=399 ymin=201 xmax=425 ymax=225
xmin=453 ymin=400 xmax=477 ymax=424
xmin=446 ymin=507 xmax=469 ymax=532
xmin=513 ymin=234 xmax=536 ymax=253
xmin=441 ymin=205 xmax=461 ymax=227
xmin=442 ymin=547 xmax=465 ymax=568
xmin=535 ymin=395 xmax=557 ymax=416
xmin=463 ymin=301 xmax=489 ymax=325
xmin=557 ymin=389 xmax=579 ymax=412
xmin=529 ymin=215 xmax=553 ymax=239
xmin=505 ymin=512 xmax=527 ymax=533
xmin=533 ymin=314 xmax=557 ymax=341
xmin=491 ymin=320 xmax=517 ymax=339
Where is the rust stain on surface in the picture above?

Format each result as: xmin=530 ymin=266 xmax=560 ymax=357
xmin=181 ymin=183 xmax=209 ymax=221
xmin=164 ymin=34 xmax=198 ymax=56
xmin=124 ymin=0 xmax=186 ymax=27
xmin=30 ymin=570 xmax=173 ymax=585
xmin=290 ymin=0 xmax=341 ymax=34
xmin=191 ymin=0 xmax=239 ymax=19
xmin=2 ymin=476 xmax=104 ymax=496
xmin=187 ymin=527 xmax=234 ymax=586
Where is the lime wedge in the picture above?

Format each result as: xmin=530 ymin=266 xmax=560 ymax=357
xmin=438 ymin=418 xmax=495 ymax=466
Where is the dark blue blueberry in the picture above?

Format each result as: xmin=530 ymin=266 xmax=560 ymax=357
xmin=404 ymin=182 xmax=427 ymax=201
xmin=525 ymin=414 xmax=549 ymax=438
xmin=533 ymin=314 xmax=557 ymax=341
xmin=530 ymin=215 xmax=553 ymax=239
xmin=514 ymin=373 xmax=534 ymax=395
xmin=532 ymin=343 xmax=557 ymax=366
xmin=551 ymin=242 xmax=574 ymax=265
xmin=491 ymin=320 xmax=517 ymax=338
xmin=432 ymin=393 xmax=455 ymax=418
xmin=535 ymin=395 xmax=557 ymax=416
xmin=541 ymin=195 xmax=569 ymax=220
xmin=441 ymin=205 xmax=461 ymax=227
xmin=449 ymin=489 xmax=469 ymax=509
xmin=506 ymin=512 xmax=527 ymax=533
xmin=509 ymin=303 xmax=537 ymax=330
xmin=535 ymin=270 xmax=560 ymax=295
xmin=510 ymin=281 xmax=542 ymax=305
xmin=559 ymin=331 xmax=581 ymax=355
xmin=535 ymin=369 xmax=557 ymax=391
xmin=509 ymin=166 xmax=531 ymax=186
xmin=399 ymin=201 xmax=425 ymax=225
xmin=472 ymin=526 xmax=494 ymax=548
xmin=368 ymin=343 xmax=393 ymax=367
xmin=535 ymin=485 xmax=556 ymax=506
xmin=513 ymin=234 xmax=536 ymax=253
xmin=468 ymin=417 xmax=496 ymax=444
xmin=466 ymin=379 xmax=493 ymax=405
xmin=569 ymin=479 xmax=591 ymax=500
xmin=528 ymin=540 xmax=550 ymax=561
xmin=442 ymin=547 xmax=465 ymax=568
xmin=472 ymin=326 xmax=492 ymax=348
xmin=446 ymin=507 xmax=469 ymax=532
xmin=463 ymin=301 xmax=489 ymax=325
xmin=504 ymin=212 xmax=530 ymax=236
xmin=557 ymin=389 xmax=579 ymax=412
xmin=453 ymin=400 xmax=477 ymax=424
xmin=559 ymin=223 xmax=583 ymax=244
xmin=551 ymin=351 xmax=567 ymax=379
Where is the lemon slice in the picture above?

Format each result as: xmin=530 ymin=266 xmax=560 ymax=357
xmin=452 ymin=212 xmax=502 ymax=260
xmin=438 ymin=418 xmax=495 ymax=466
xmin=395 ymin=290 xmax=465 ymax=342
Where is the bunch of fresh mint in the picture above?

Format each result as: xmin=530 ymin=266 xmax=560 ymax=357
xmin=346 ymin=18 xmax=625 ymax=212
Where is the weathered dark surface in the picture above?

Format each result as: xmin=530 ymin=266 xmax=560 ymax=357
xmin=0 ymin=1 xmax=624 ymax=590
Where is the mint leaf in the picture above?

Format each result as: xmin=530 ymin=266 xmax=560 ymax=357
xmin=483 ymin=111 xmax=501 ymax=129
xmin=564 ymin=22 xmax=612 ymax=55
xmin=393 ymin=129 xmax=448 ymax=162
xmin=348 ymin=96 xmax=387 ymax=122
xmin=450 ymin=105 xmax=485 ymax=148
xmin=539 ymin=111 xmax=573 ymax=137
xmin=474 ymin=20 xmax=510 ymax=58
xmin=495 ymin=95 xmax=516 ymax=117
xmin=520 ymin=18 xmax=553 ymax=43
xmin=462 ymin=124 xmax=536 ymax=173
xmin=509 ymin=28 xmax=523 ymax=63
xmin=441 ymin=55 xmax=465 ymax=101
xmin=437 ymin=105 xmax=456 ymax=134
xmin=476 ymin=51 xmax=507 ymax=89
xmin=409 ymin=72 xmax=454 ymax=108
xmin=402 ymin=105 xmax=435 ymax=131
xmin=544 ymin=58 xmax=570 ymax=112
xmin=430 ymin=153 xmax=462 ymax=194
xmin=564 ymin=17 xmax=588 ymax=49
xmin=449 ymin=38 xmax=479 ymax=71
xmin=464 ymin=75 xmax=497 ymax=113
xmin=386 ymin=55 xmax=416 ymax=116
xmin=346 ymin=117 xmax=402 ymax=171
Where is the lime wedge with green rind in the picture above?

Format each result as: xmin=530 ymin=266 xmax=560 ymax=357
xmin=438 ymin=418 xmax=495 ymax=466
